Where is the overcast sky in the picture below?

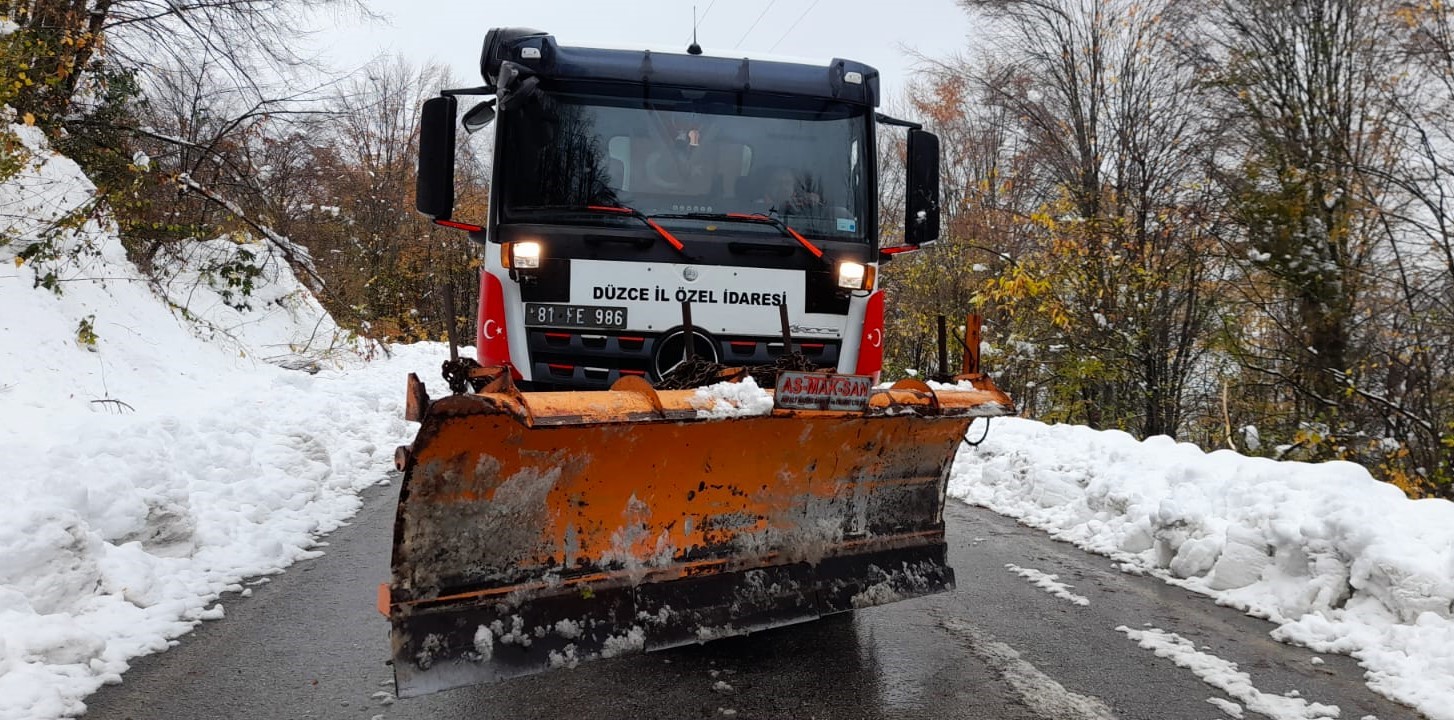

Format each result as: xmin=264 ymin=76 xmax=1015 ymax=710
xmin=323 ymin=0 xmax=975 ymax=103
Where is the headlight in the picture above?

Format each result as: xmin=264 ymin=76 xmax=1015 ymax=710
xmin=510 ymin=241 xmax=542 ymax=269
xmin=837 ymin=261 xmax=867 ymax=290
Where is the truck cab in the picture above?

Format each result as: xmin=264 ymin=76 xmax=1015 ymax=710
xmin=416 ymin=28 xmax=941 ymax=389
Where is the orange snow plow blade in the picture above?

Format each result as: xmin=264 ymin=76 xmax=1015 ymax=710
xmin=386 ymin=370 xmax=1011 ymax=698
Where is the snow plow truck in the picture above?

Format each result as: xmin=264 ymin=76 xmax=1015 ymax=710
xmin=383 ymin=27 xmax=1014 ymax=697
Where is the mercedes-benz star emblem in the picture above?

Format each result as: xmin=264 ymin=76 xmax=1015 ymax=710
xmin=651 ymin=328 xmax=719 ymax=379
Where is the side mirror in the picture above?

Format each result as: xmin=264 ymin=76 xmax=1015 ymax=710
xmin=905 ymin=129 xmax=941 ymax=247
xmin=416 ymin=96 xmax=458 ymax=220
xmin=462 ymin=99 xmax=496 ymax=133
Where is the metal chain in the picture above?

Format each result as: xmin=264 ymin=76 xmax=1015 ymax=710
xmin=441 ymin=357 xmax=484 ymax=395
xmin=657 ymin=352 xmax=819 ymax=391
xmin=445 ymin=354 xmax=828 ymax=394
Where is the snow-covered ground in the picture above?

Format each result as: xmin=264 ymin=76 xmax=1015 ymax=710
xmin=0 ymin=119 xmax=439 ymax=719
xmin=4 ymin=115 xmax=1453 ymax=720
xmin=953 ymin=417 xmax=1454 ymax=720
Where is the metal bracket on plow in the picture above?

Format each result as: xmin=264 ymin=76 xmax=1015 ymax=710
xmin=872 ymin=377 xmax=943 ymax=415
xmin=396 ymin=365 xmax=536 ymax=474
xmin=610 ymin=375 xmax=666 ymax=418
xmin=468 ymin=365 xmax=523 ymax=396
xmin=404 ymin=366 xmax=527 ymax=419
xmin=404 ymin=373 xmax=430 ymax=422
xmin=397 ymin=373 xmax=430 ymax=471
xmin=949 ymin=313 xmax=999 ymax=393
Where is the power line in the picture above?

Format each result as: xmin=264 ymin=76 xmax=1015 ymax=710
xmin=769 ymin=0 xmax=821 ymax=52
xmin=734 ymin=0 xmax=778 ymax=49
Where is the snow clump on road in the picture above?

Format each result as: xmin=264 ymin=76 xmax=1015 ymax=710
xmin=1004 ymin=563 xmax=1090 ymax=607
xmin=1119 ymin=625 xmax=1339 ymax=720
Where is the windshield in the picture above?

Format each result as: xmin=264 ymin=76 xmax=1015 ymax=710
xmin=498 ymin=84 xmax=870 ymax=241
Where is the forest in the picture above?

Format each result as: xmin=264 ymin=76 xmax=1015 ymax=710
xmin=4 ymin=0 xmax=1453 ymax=497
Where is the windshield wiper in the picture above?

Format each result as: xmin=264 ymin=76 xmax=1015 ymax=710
xmin=585 ymin=205 xmax=689 ymax=256
xmin=660 ymin=212 xmax=826 ymax=264
xmin=510 ymin=205 xmax=689 ymax=256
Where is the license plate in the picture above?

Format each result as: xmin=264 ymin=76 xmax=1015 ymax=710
xmin=524 ymin=303 xmax=628 ymax=329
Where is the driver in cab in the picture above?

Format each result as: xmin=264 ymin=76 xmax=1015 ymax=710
xmin=757 ymin=166 xmax=823 ymax=216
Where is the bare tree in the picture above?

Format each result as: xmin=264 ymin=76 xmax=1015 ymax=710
xmin=308 ymin=57 xmax=487 ymax=341
xmin=1332 ymin=1 xmax=1454 ymax=494
xmin=5 ymin=0 xmax=369 ymax=120
xmin=1192 ymin=0 xmax=1406 ymax=449
xmin=880 ymin=73 xmax=1050 ymax=403
xmin=947 ymin=0 xmax=1224 ymax=437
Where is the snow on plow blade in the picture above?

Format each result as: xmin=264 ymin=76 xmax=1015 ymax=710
xmin=385 ymin=372 xmax=1011 ymax=698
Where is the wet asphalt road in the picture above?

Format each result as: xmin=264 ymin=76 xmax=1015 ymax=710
xmin=83 ymin=476 xmax=1420 ymax=720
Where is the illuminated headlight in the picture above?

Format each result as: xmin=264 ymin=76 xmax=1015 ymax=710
xmin=837 ymin=261 xmax=867 ymax=289
xmin=510 ymin=241 xmax=542 ymax=269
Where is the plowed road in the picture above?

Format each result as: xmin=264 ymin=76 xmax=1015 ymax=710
xmin=84 ymin=477 xmax=1418 ymax=720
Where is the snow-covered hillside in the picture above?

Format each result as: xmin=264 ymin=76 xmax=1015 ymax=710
xmin=0 ymin=120 xmax=441 ymax=719
xmin=953 ymin=418 xmax=1454 ymax=720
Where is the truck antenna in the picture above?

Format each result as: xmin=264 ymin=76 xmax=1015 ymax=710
xmin=688 ymin=5 xmax=703 ymax=55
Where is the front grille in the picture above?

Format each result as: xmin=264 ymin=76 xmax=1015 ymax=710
xmin=525 ymin=328 xmax=841 ymax=389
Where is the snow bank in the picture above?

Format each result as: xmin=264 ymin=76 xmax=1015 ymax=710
xmin=951 ymin=418 xmax=1454 ymax=719
xmin=0 ymin=119 xmax=360 ymax=414
xmin=0 ymin=119 xmax=438 ymax=719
